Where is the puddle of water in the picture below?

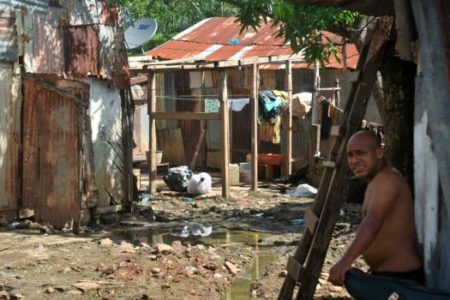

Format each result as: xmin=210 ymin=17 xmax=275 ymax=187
xmin=222 ymin=252 xmax=275 ymax=300
xmin=112 ymin=226 xmax=273 ymax=247
xmin=113 ymin=226 xmax=277 ymax=299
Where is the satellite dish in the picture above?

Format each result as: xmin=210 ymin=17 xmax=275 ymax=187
xmin=124 ymin=18 xmax=158 ymax=49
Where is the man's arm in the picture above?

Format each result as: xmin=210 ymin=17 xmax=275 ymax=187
xmin=328 ymin=173 xmax=399 ymax=285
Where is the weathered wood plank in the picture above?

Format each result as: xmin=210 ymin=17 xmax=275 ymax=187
xmin=152 ymin=112 xmax=220 ymax=120
xmin=220 ymin=71 xmax=230 ymax=198
xmin=251 ymin=63 xmax=259 ymax=191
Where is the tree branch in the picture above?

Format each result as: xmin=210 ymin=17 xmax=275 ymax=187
xmin=287 ymin=0 xmax=394 ymax=16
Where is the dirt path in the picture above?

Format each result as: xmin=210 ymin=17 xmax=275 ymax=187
xmin=0 ymin=184 xmax=365 ymax=299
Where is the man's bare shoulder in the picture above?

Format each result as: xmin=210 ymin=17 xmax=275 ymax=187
xmin=372 ymin=166 xmax=404 ymax=186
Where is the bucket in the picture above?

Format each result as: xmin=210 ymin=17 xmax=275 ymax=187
xmin=239 ymin=162 xmax=251 ymax=184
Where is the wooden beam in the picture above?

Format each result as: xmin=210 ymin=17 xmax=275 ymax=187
xmin=283 ymin=60 xmax=293 ymax=176
xmin=286 ymin=256 xmax=304 ymax=283
xmin=130 ymin=54 xmax=306 ymax=72
xmin=190 ymin=121 xmax=206 ymax=169
xmin=152 ymin=112 xmax=220 ymax=120
xmin=251 ymin=63 xmax=259 ymax=191
xmin=148 ymin=73 xmax=157 ymax=194
xmin=220 ymin=71 xmax=230 ymax=198
xmin=335 ymin=79 xmax=341 ymax=108
xmin=304 ymin=209 xmax=319 ymax=234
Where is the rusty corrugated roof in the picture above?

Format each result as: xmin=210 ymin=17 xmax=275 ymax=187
xmin=145 ymin=17 xmax=359 ymax=69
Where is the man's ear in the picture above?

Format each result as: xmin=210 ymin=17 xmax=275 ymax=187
xmin=376 ymin=147 xmax=384 ymax=159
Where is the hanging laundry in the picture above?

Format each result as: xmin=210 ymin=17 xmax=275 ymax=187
xmin=318 ymin=96 xmax=332 ymax=140
xmin=272 ymin=115 xmax=282 ymax=144
xmin=229 ymin=98 xmax=250 ymax=112
xmin=292 ymin=92 xmax=312 ymax=119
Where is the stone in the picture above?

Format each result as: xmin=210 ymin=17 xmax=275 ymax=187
xmin=224 ymin=261 xmax=238 ymax=275
xmin=45 ymin=287 xmax=56 ymax=294
xmin=118 ymin=241 xmax=136 ymax=253
xmin=72 ymin=282 xmax=101 ymax=292
xmin=98 ymin=238 xmax=113 ymax=247
xmin=278 ymin=270 xmax=288 ymax=278
xmin=184 ymin=266 xmax=198 ymax=275
xmin=155 ymin=243 xmax=173 ymax=254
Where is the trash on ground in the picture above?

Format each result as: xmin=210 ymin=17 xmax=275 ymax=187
xmin=291 ymin=218 xmax=305 ymax=226
xmin=179 ymin=223 xmax=212 ymax=238
xmin=139 ymin=194 xmax=153 ymax=203
xmin=187 ymin=172 xmax=212 ymax=195
xmin=163 ymin=166 xmax=193 ymax=192
xmin=287 ymin=183 xmax=317 ymax=197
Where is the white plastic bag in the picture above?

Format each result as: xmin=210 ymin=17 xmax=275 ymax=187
xmin=287 ymin=183 xmax=317 ymax=198
xmin=187 ymin=172 xmax=212 ymax=195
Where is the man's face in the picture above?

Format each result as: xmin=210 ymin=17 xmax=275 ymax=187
xmin=346 ymin=135 xmax=383 ymax=179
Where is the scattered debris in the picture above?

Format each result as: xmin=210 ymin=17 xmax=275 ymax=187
xmin=72 ymin=281 xmax=101 ymax=292
xmin=287 ymin=183 xmax=318 ymax=197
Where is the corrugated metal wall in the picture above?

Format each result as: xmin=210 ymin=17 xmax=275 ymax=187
xmin=0 ymin=63 xmax=20 ymax=222
xmin=22 ymin=76 xmax=83 ymax=229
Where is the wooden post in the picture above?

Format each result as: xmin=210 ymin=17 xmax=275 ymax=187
xmin=251 ymin=63 xmax=259 ymax=191
xmin=283 ymin=60 xmax=293 ymax=176
xmin=312 ymin=60 xmax=321 ymax=158
xmin=147 ymin=72 xmax=157 ymax=194
xmin=219 ymin=71 xmax=230 ymax=198
xmin=335 ymin=78 xmax=341 ymax=108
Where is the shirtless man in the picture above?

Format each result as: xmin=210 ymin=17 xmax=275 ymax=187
xmin=328 ymin=130 xmax=423 ymax=287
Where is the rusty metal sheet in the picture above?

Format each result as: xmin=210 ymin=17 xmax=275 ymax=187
xmin=58 ymin=0 xmax=119 ymax=26
xmin=146 ymin=17 xmax=359 ymax=70
xmin=23 ymin=11 xmax=64 ymax=74
xmin=0 ymin=63 xmax=20 ymax=222
xmin=63 ymin=25 xmax=100 ymax=81
xmin=98 ymin=25 xmax=129 ymax=89
xmin=86 ymin=77 xmax=125 ymax=207
xmin=22 ymin=75 xmax=86 ymax=229
xmin=0 ymin=8 xmax=17 ymax=62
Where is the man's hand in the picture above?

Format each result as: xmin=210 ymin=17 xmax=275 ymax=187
xmin=328 ymin=259 xmax=351 ymax=286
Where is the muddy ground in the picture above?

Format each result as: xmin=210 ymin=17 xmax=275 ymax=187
xmin=0 ymin=180 xmax=367 ymax=299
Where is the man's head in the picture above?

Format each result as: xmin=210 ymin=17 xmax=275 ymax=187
xmin=346 ymin=130 xmax=384 ymax=179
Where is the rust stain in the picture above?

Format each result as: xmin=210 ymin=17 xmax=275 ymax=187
xmin=63 ymin=25 xmax=100 ymax=81
xmin=22 ymin=75 xmax=88 ymax=229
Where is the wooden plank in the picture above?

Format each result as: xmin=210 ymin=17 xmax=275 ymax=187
xmin=286 ymin=256 xmax=304 ymax=282
xmin=152 ymin=112 xmax=220 ymax=120
xmin=130 ymin=54 xmax=306 ymax=72
xmin=283 ymin=60 xmax=293 ymax=176
xmin=157 ymin=128 xmax=186 ymax=166
xmin=148 ymin=73 xmax=157 ymax=194
xmin=317 ymin=87 xmax=341 ymax=91
xmin=322 ymin=161 xmax=336 ymax=168
xmin=94 ymin=205 xmax=124 ymax=215
xmin=304 ymin=209 xmax=319 ymax=233
xmin=220 ymin=71 xmax=230 ymax=198
xmin=190 ymin=121 xmax=206 ymax=169
xmin=334 ymin=79 xmax=341 ymax=108
xmin=251 ymin=63 xmax=259 ymax=191
xmin=330 ymin=125 xmax=340 ymax=136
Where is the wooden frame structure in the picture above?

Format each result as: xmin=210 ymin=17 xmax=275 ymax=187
xmin=131 ymin=54 xmax=305 ymax=197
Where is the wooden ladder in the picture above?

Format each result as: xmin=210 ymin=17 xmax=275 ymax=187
xmin=278 ymin=18 xmax=393 ymax=300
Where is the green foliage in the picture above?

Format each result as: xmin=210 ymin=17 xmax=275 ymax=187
xmin=118 ymin=0 xmax=237 ymax=54
xmin=228 ymin=0 xmax=359 ymax=65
